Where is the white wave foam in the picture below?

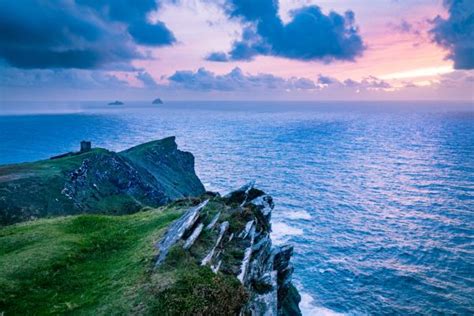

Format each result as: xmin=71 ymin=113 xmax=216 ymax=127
xmin=286 ymin=210 xmax=312 ymax=220
xmin=300 ymin=292 xmax=345 ymax=316
xmin=271 ymin=221 xmax=304 ymax=244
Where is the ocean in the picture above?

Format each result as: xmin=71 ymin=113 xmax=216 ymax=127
xmin=1 ymin=101 xmax=473 ymax=315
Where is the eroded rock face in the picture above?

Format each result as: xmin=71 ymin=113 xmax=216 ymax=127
xmin=155 ymin=200 xmax=209 ymax=266
xmin=0 ymin=137 xmax=205 ymax=226
xmin=154 ymin=183 xmax=302 ymax=315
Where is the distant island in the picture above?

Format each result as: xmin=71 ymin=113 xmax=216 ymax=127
xmin=152 ymin=98 xmax=164 ymax=104
xmin=108 ymin=100 xmax=124 ymax=105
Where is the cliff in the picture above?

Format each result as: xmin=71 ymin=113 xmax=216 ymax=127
xmin=0 ymin=137 xmax=205 ymax=225
xmin=0 ymin=138 xmax=301 ymax=314
xmin=154 ymin=181 xmax=301 ymax=315
xmin=0 ymin=183 xmax=301 ymax=315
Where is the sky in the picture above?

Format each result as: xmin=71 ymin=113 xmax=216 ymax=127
xmin=0 ymin=0 xmax=473 ymax=101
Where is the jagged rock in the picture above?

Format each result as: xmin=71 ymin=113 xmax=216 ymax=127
xmin=238 ymin=220 xmax=254 ymax=239
xmin=211 ymin=260 xmax=222 ymax=273
xmin=279 ymin=284 xmax=302 ymax=316
xmin=237 ymin=225 xmax=256 ymax=283
xmin=253 ymin=272 xmax=275 ymax=294
xmin=250 ymin=194 xmax=274 ymax=219
xmin=236 ymin=198 xmax=300 ymax=315
xmin=224 ymin=180 xmax=264 ymax=205
xmin=155 ymin=200 xmax=208 ymax=266
xmin=201 ymin=221 xmax=229 ymax=266
xmin=273 ymin=245 xmax=293 ymax=273
xmin=205 ymin=211 xmax=221 ymax=230
xmin=224 ymin=181 xmax=255 ymax=199
xmin=252 ymin=234 xmax=271 ymax=253
xmin=152 ymin=185 xmax=301 ymax=315
xmin=247 ymin=271 xmax=278 ymax=316
xmin=273 ymin=245 xmax=295 ymax=308
xmin=183 ymin=223 xmax=204 ymax=250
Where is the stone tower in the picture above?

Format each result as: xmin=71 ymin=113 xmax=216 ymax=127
xmin=80 ymin=141 xmax=91 ymax=153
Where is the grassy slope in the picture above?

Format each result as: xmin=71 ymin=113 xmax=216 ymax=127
xmin=0 ymin=148 xmax=108 ymax=180
xmin=0 ymin=203 xmax=184 ymax=315
xmin=0 ymin=197 xmax=247 ymax=315
xmin=120 ymin=137 xmax=205 ymax=200
xmin=0 ymin=149 xmax=143 ymax=225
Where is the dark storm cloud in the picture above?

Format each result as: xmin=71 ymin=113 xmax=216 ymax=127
xmin=430 ymin=0 xmax=474 ymax=69
xmin=75 ymin=0 xmax=159 ymax=22
xmin=76 ymin=0 xmax=176 ymax=46
xmin=128 ymin=21 xmax=176 ymax=46
xmin=0 ymin=0 xmax=175 ymax=69
xmin=207 ymin=0 xmax=365 ymax=62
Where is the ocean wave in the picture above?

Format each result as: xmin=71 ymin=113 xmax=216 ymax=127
xmin=300 ymin=292 xmax=347 ymax=316
xmin=285 ymin=209 xmax=312 ymax=220
xmin=271 ymin=221 xmax=304 ymax=244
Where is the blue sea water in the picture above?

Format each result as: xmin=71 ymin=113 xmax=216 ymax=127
xmin=1 ymin=101 xmax=473 ymax=315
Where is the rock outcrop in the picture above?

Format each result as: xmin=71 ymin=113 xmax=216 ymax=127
xmin=154 ymin=183 xmax=302 ymax=315
xmin=0 ymin=137 xmax=301 ymax=315
xmin=155 ymin=199 xmax=209 ymax=265
xmin=0 ymin=137 xmax=205 ymax=225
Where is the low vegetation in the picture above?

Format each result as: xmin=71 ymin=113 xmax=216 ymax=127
xmin=0 ymin=196 xmax=250 ymax=315
xmin=0 ymin=202 xmax=185 ymax=314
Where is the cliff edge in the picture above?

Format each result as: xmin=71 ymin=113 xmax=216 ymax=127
xmin=0 ymin=138 xmax=301 ymax=314
xmin=0 ymin=137 xmax=205 ymax=226
xmin=0 ymin=183 xmax=301 ymax=315
xmin=153 ymin=182 xmax=302 ymax=315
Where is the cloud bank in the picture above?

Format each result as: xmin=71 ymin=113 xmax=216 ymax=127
xmin=167 ymin=67 xmax=394 ymax=93
xmin=430 ymin=0 xmax=474 ymax=69
xmin=2 ymin=65 xmax=472 ymax=101
xmin=206 ymin=0 xmax=365 ymax=62
xmin=168 ymin=67 xmax=317 ymax=91
xmin=0 ymin=0 xmax=175 ymax=69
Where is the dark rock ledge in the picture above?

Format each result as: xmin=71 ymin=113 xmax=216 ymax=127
xmin=154 ymin=182 xmax=302 ymax=315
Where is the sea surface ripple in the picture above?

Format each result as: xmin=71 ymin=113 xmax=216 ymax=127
xmin=1 ymin=101 xmax=473 ymax=315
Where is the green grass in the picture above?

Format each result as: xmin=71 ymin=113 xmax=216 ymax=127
xmin=0 ymin=149 xmax=108 ymax=180
xmin=153 ymin=247 xmax=248 ymax=315
xmin=0 ymin=196 xmax=250 ymax=316
xmin=0 ymin=206 xmax=184 ymax=315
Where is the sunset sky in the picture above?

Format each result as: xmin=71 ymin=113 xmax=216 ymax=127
xmin=1 ymin=0 xmax=473 ymax=101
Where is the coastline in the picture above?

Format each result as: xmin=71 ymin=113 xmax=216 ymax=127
xmin=0 ymin=138 xmax=302 ymax=314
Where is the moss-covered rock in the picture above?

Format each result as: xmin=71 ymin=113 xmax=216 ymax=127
xmin=153 ymin=265 xmax=248 ymax=315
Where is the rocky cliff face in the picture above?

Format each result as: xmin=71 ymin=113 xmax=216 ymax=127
xmin=154 ymin=182 xmax=302 ymax=315
xmin=0 ymin=137 xmax=300 ymax=314
xmin=0 ymin=137 xmax=205 ymax=225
